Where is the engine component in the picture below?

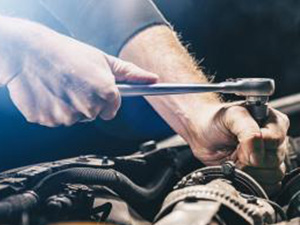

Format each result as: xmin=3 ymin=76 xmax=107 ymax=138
xmin=286 ymin=190 xmax=300 ymax=219
xmin=0 ymin=138 xmax=298 ymax=225
xmin=154 ymin=161 xmax=299 ymax=225
xmin=155 ymin=179 xmax=275 ymax=225
xmin=276 ymin=168 xmax=300 ymax=219
xmin=174 ymin=161 xmax=268 ymax=199
xmin=44 ymin=184 xmax=94 ymax=221
xmin=286 ymin=137 xmax=300 ymax=171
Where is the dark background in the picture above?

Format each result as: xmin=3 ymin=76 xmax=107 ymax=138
xmin=155 ymin=0 xmax=300 ymax=98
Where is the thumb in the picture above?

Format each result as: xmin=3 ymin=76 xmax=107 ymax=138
xmin=105 ymin=54 xmax=158 ymax=84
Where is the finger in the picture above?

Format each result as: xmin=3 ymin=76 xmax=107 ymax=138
xmin=105 ymin=54 xmax=159 ymax=84
xmin=7 ymin=75 xmax=38 ymax=123
xmin=237 ymin=133 xmax=265 ymax=166
xmin=50 ymin=99 xmax=84 ymax=126
xmin=261 ymin=139 xmax=287 ymax=168
xmin=270 ymin=108 xmax=290 ymax=130
xmin=67 ymin=90 xmax=104 ymax=121
xmin=98 ymin=85 xmax=121 ymax=120
xmin=223 ymin=105 xmax=264 ymax=166
xmin=62 ymin=73 xmax=108 ymax=121
xmin=261 ymin=108 xmax=290 ymax=149
xmin=86 ymin=68 xmax=121 ymax=121
xmin=224 ymin=105 xmax=261 ymax=142
xmin=237 ymin=128 xmax=287 ymax=168
xmin=10 ymin=73 xmax=85 ymax=127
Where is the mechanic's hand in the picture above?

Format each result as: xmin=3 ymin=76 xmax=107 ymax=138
xmin=0 ymin=17 xmax=158 ymax=127
xmin=190 ymin=102 xmax=290 ymax=195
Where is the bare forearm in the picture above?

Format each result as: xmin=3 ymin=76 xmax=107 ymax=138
xmin=120 ymin=26 xmax=220 ymax=146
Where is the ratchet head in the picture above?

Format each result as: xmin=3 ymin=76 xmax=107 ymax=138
xmin=228 ymin=78 xmax=275 ymax=126
xmin=223 ymin=78 xmax=275 ymax=97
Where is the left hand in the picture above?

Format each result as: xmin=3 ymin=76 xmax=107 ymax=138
xmin=188 ymin=102 xmax=290 ymax=195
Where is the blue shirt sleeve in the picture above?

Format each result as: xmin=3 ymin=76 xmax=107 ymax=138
xmin=40 ymin=0 xmax=168 ymax=56
xmin=0 ymin=0 xmax=168 ymax=56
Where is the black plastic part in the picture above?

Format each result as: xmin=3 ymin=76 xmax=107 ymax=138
xmin=277 ymin=168 xmax=300 ymax=206
xmin=0 ymin=166 xmax=174 ymax=222
xmin=246 ymin=103 xmax=269 ymax=127
xmin=287 ymin=191 xmax=300 ymax=219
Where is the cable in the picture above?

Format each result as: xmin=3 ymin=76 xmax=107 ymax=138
xmin=266 ymin=199 xmax=288 ymax=222
xmin=0 ymin=167 xmax=174 ymax=222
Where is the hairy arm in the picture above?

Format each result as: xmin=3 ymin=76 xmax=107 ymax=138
xmin=120 ymin=26 xmax=220 ymax=153
xmin=120 ymin=26 xmax=289 ymax=195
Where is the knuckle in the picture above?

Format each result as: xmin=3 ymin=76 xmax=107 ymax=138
xmin=83 ymin=105 xmax=99 ymax=120
xmin=25 ymin=115 xmax=38 ymax=124
xmin=268 ymin=133 xmax=285 ymax=147
xmin=281 ymin=113 xmax=290 ymax=129
xmin=22 ymin=111 xmax=38 ymax=124
xmin=124 ymin=62 xmax=136 ymax=71
xmin=53 ymin=104 xmax=77 ymax=126
xmin=272 ymin=130 xmax=284 ymax=141
xmin=62 ymin=116 xmax=78 ymax=127
xmin=116 ymin=59 xmax=133 ymax=70
xmin=39 ymin=120 xmax=58 ymax=128
xmin=100 ymin=110 xmax=117 ymax=121
xmin=273 ymin=109 xmax=290 ymax=129
xmin=227 ymin=105 xmax=249 ymax=117
xmin=37 ymin=115 xmax=59 ymax=127
xmin=63 ymin=121 xmax=76 ymax=127
xmin=61 ymin=121 xmax=73 ymax=127
xmin=99 ymin=103 xmax=120 ymax=121
xmin=103 ymin=86 xmax=120 ymax=103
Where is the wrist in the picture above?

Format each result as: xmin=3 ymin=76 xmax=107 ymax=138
xmin=174 ymin=99 xmax=224 ymax=151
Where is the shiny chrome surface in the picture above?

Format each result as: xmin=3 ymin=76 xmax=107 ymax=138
xmin=117 ymin=78 xmax=275 ymax=97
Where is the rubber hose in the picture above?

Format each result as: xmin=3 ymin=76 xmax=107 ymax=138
xmin=0 ymin=167 xmax=174 ymax=221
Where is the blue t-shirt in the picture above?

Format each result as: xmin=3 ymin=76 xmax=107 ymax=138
xmin=0 ymin=0 xmax=174 ymax=170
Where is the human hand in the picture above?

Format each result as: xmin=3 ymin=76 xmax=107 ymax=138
xmin=0 ymin=17 xmax=158 ymax=127
xmin=189 ymin=102 xmax=290 ymax=195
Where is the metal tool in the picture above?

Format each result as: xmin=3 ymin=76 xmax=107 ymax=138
xmin=117 ymin=78 xmax=275 ymax=126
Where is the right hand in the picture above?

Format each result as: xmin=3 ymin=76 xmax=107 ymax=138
xmin=187 ymin=102 xmax=289 ymax=195
xmin=0 ymin=16 xmax=158 ymax=127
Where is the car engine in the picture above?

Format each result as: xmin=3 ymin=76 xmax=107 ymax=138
xmin=0 ymin=91 xmax=299 ymax=225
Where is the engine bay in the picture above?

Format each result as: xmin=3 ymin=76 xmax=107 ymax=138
xmin=0 ymin=135 xmax=299 ymax=225
xmin=0 ymin=91 xmax=299 ymax=225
